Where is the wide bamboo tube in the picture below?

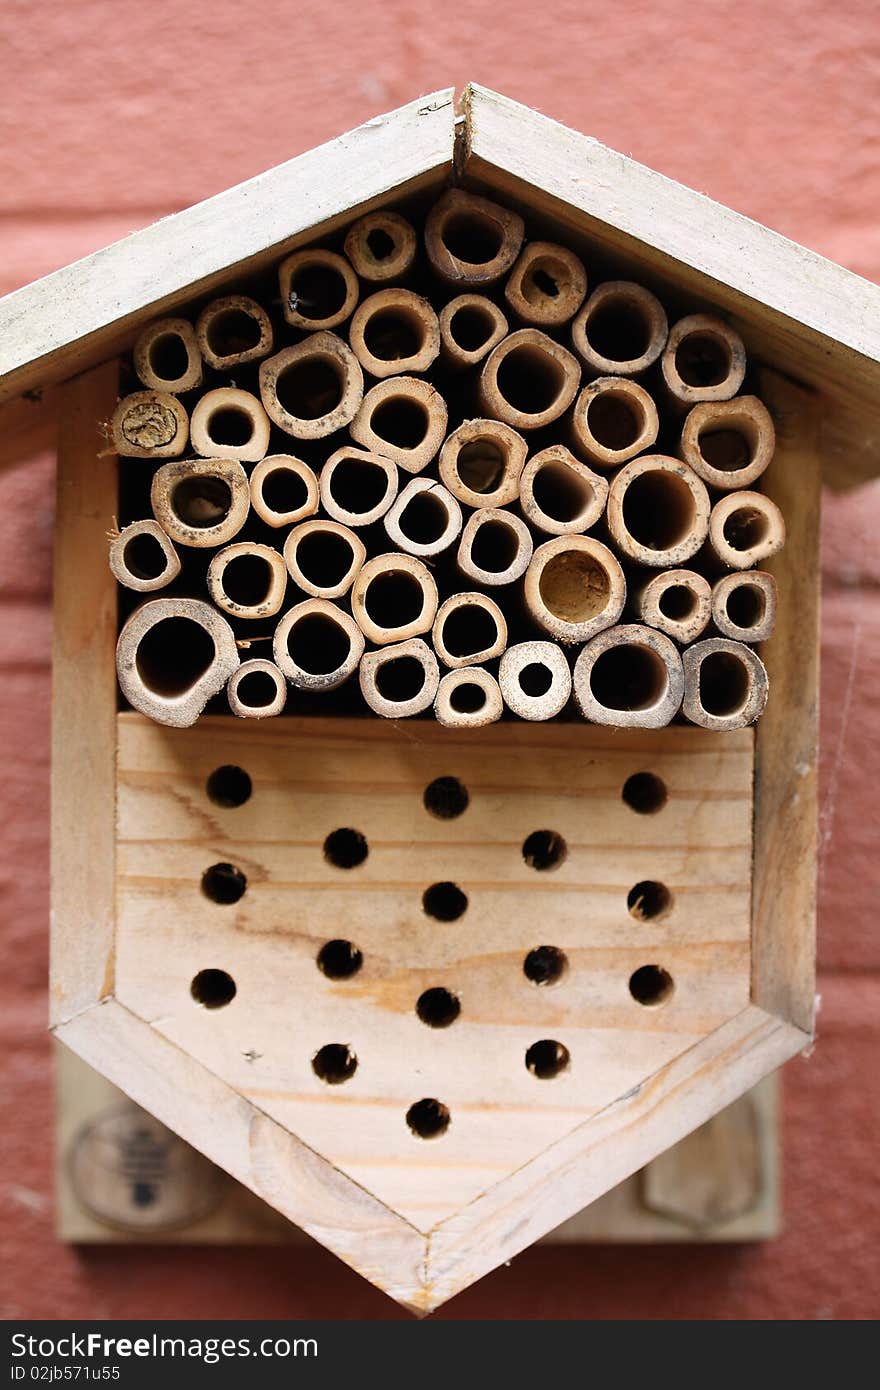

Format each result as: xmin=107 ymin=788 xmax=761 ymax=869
xmin=524 ymin=536 xmax=625 ymax=644
xmin=359 ymin=637 xmax=440 ymax=719
xmin=350 ymin=553 xmax=438 ymax=646
xmin=679 ymin=395 xmax=775 ymax=490
xmin=573 ymin=623 xmax=684 ymax=728
xmin=519 ymin=445 xmax=608 ymax=536
xmin=570 ymin=376 xmax=659 ymax=469
xmin=109 ymin=519 xmax=180 ymax=593
xmin=479 ymin=328 xmax=580 ymax=431
xmin=348 ymin=288 xmax=440 ymax=378
xmin=189 ymin=387 xmax=271 ymax=462
xmin=424 ymin=188 xmax=525 ymax=287
xmin=712 ymin=571 xmax=777 ymax=642
xmin=499 ymin=640 xmax=572 ymax=721
xmin=682 ymin=637 xmax=769 ymax=730
xmin=259 ymin=334 xmax=364 ymax=440
xmin=283 ymin=519 xmax=365 ymax=600
xmin=504 ymin=241 xmax=587 ymax=327
xmin=607 ymin=455 xmax=711 ymax=567
xmin=438 ymin=294 xmax=508 ymax=370
xmin=457 ymin=508 xmax=533 ymax=587
xmin=384 ymin=478 xmax=463 ymax=559
xmin=134 ymin=318 xmax=202 ymax=393
xmin=195 ymin=295 xmax=273 ymax=370
xmin=273 ymin=598 xmax=365 ymax=693
xmin=227 ymin=659 xmax=287 ymax=719
xmin=570 ymin=281 xmax=667 ymax=377
xmin=661 ymin=313 xmax=747 ymax=407
xmin=278 ymin=248 xmax=359 ymax=330
xmin=207 ymin=542 xmax=287 ymax=620
xmin=350 ymin=375 xmax=447 ymax=473
xmin=635 ymin=568 xmax=712 ymax=644
xmin=250 ymin=455 xmax=319 ymax=528
xmin=708 ymin=491 xmax=786 ymax=569
xmin=439 ymin=418 xmax=527 ymax=509
xmin=344 ymin=210 xmax=417 ymax=283
xmin=111 ymin=391 xmax=188 ymax=459
xmin=432 ymin=592 xmax=507 ymax=669
xmin=151 ymin=458 xmax=250 ymax=549
xmin=319 ymin=446 xmax=399 ymax=528
xmin=116 ymin=597 xmax=239 ymax=728
xmin=434 ymin=667 xmax=503 ymax=729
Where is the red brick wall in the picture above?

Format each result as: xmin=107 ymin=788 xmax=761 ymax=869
xmin=1 ymin=0 xmax=878 ymax=1320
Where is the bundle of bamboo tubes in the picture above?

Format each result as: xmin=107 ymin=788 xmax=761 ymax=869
xmin=109 ymin=188 xmax=784 ymax=729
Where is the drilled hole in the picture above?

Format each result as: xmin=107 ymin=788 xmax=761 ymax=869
xmin=367 ymin=227 xmax=395 ymax=260
xmin=726 ymin=583 xmax=766 ymax=630
xmin=450 ymin=304 xmax=494 ymax=351
xmin=531 ymin=462 xmax=592 ymax=523
xmin=523 ymin=945 xmax=568 ymax=985
xmin=622 ymin=471 xmax=695 ymax=550
xmin=423 ymin=776 xmax=469 ymax=819
xmin=622 ymin=772 xmax=667 ymax=815
xmin=370 ymin=395 xmax=429 ymax=449
xmin=699 ymin=651 xmax=750 ymax=716
xmin=221 ymin=553 xmax=273 ymax=608
xmin=470 ymin=519 xmax=518 ymax=574
xmin=587 ymin=393 xmax=641 ymax=450
xmin=135 ymin=618 xmax=215 ymax=698
xmin=658 ymin=584 xmax=697 ymax=620
xmin=586 ymin=301 xmax=649 ymax=362
xmin=312 ymin=1043 xmax=357 ymax=1084
xmin=629 ymin=964 xmax=674 ymax=1006
xmin=123 ymin=531 xmax=167 ymax=581
xmin=441 ymin=604 xmax=497 ymax=658
xmin=406 ymin=1098 xmax=450 ymax=1139
xmin=443 ymin=213 xmax=502 ymax=264
xmin=398 ymin=491 xmax=448 ymax=545
xmin=699 ymin=427 xmax=752 ymax=472
xmin=323 ymin=828 xmax=368 ymax=869
xmin=171 ymin=475 xmax=232 ymax=529
xmin=526 ymin=1039 xmax=570 ymax=1078
xmin=201 ymin=862 xmax=247 ymax=905
xmin=206 ymin=765 xmax=252 ymax=808
xmin=329 ymin=455 xmax=391 ymax=516
xmin=317 ymin=939 xmax=363 ymax=979
xmin=590 ymin=645 xmax=667 ymax=712
xmin=456 ymin=438 xmax=505 ymax=494
xmin=295 ymin=531 xmax=355 ymax=590
xmin=449 ymin=681 xmax=486 ymax=714
xmin=236 ymin=669 xmax=278 ymax=708
xmin=276 ymin=356 xmax=343 ymax=421
xmin=364 ymin=571 xmax=425 ymax=629
xmin=675 ymin=332 xmax=730 ymax=388
xmin=722 ymin=507 xmax=769 ymax=551
xmin=287 ymin=613 xmax=351 ymax=675
xmin=375 ymin=655 xmax=426 ymax=702
xmin=518 ymin=663 xmax=553 ymax=698
xmin=288 ymin=262 xmax=348 ymax=321
xmin=148 ymin=332 xmax=189 ymax=382
xmin=539 ymin=550 xmax=611 ymax=624
xmin=627 ymin=880 xmax=672 ymax=921
xmin=363 ymin=307 xmax=423 ymax=361
xmin=190 ymin=968 xmax=236 ymax=1009
xmin=261 ymin=467 xmax=308 ymax=515
xmin=416 ymin=987 xmax=461 ymax=1028
xmin=206 ymin=406 xmax=254 ymax=448
xmin=522 ymin=829 xmax=567 ymax=871
xmin=423 ymin=881 xmax=468 ymax=921
xmin=206 ymin=307 xmax=261 ymax=358
xmin=496 ymin=345 xmax=564 ymax=415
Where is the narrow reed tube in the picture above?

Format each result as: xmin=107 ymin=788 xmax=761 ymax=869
xmin=111 ymin=391 xmax=188 ymax=459
xmin=260 ymin=333 xmax=363 ymax=439
xmin=359 ymin=638 xmax=440 ymax=719
xmin=457 ymin=508 xmax=533 ymax=587
xmin=425 ymin=188 xmax=525 ymax=287
xmin=504 ymin=241 xmax=588 ymax=327
xmin=573 ymin=624 xmax=684 ymax=728
xmin=134 ymin=318 xmax=202 ymax=393
xmin=350 ymin=553 xmax=439 ymax=646
xmin=344 ymin=209 xmax=417 ymax=283
xmin=348 ymin=289 xmax=440 ymax=378
xmin=679 ymin=395 xmax=775 ymax=490
xmin=278 ymin=248 xmax=359 ymax=330
xmin=207 ymin=542 xmax=287 ymax=620
xmin=384 ymin=478 xmax=463 ymax=559
xmin=273 ymin=599 xmax=364 ymax=693
xmin=519 ymin=445 xmax=608 ymax=536
xmin=116 ymin=597 xmax=239 ymax=729
xmin=499 ymin=641 xmax=572 ymax=721
xmin=635 ymin=568 xmax=712 ymax=644
xmin=570 ymin=281 xmax=667 ymax=377
xmin=479 ymin=328 xmax=581 ymax=431
xmin=571 ymin=376 xmax=659 ymax=468
xmin=109 ymin=520 xmax=180 ymax=593
xmin=682 ymin=637 xmax=769 ymax=730
xmin=350 ymin=375 xmax=447 ymax=473
xmin=319 ymin=446 xmax=399 ymax=528
xmin=250 ymin=455 xmax=319 ymax=528
xmin=195 ymin=295 xmax=273 ymax=370
xmin=711 ymin=571 xmax=777 ymax=642
xmin=283 ymin=519 xmax=365 ymax=600
xmin=189 ymin=387 xmax=271 ymax=462
xmin=439 ymin=418 xmax=527 ymax=509
xmin=227 ymin=659 xmax=287 ymax=719
xmin=607 ymin=456 xmax=711 ymax=567
xmin=708 ymin=491 xmax=786 ymax=569
xmin=432 ymin=592 xmax=508 ymax=669
xmin=151 ymin=458 xmax=250 ymax=549
xmin=524 ymin=536 xmax=625 ymax=644
xmin=434 ymin=667 xmax=503 ymax=729
xmin=439 ymin=294 xmax=508 ymax=369
xmin=661 ymin=313 xmax=747 ymax=407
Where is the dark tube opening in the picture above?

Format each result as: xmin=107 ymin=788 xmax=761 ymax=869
xmin=496 ymin=345 xmax=564 ymax=415
xmin=587 ymin=392 xmax=642 ymax=450
xmin=589 ymin=644 xmax=667 ymax=711
xmin=364 ymin=571 xmax=425 ymax=629
xmin=221 ymin=553 xmax=273 ymax=608
xmin=658 ymin=583 xmax=697 ymax=621
xmin=456 ymin=437 xmax=505 ymax=494
xmin=443 ymin=212 xmax=502 ymax=265
xmin=275 ymin=356 xmax=344 ymax=421
xmin=171 ymin=475 xmax=232 ymax=529
xmin=470 ymin=519 xmax=519 ymax=574
xmin=441 ymin=603 xmax=498 ymax=658
xmin=531 ymin=461 xmax=592 ymax=523
xmin=260 ymin=466 xmax=309 ymax=516
xmin=295 ymin=530 xmax=355 ymax=590
xmin=123 ymin=531 xmax=167 ymax=581
xmin=288 ymin=262 xmax=348 ymax=321
xmin=206 ymin=307 xmax=262 ymax=358
xmin=135 ymin=617 xmax=216 ymax=698
xmin=698 ymin=650 xmax=750 ymax=716
xmin=328 ymin=455 xmax=391 ymax=516
xmin=363 ymin=307 xmax=423 ymax=362
xmin=375 ymin=655 xmax=427 ymax=702
xmin=675 ymin=331 xmax=731 ymax=388
xmin=398 ymin=491 xmax=449 ymax=545
xmin=287 ymin=613 xmax=351 ymax=675
xmin=236 ymin=669 xmax=279 ymax=709
xmin=370 ymin=394 xmax=429 ymax=449
xmin=725 ymin=582 xmax=766 ymax=630
xmin=450 ymin=304 xmax=495 ymax=352
xmin=621 ymin=471 xmax=695 ymax=550
xmin=148 ymin=331 xmax=189 ymax=382
xmin=586 ymin=300 xmax=650 ymax=362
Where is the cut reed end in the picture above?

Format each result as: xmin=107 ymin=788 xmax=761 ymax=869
xmin=573 ymin=624 xmax=684 ymax=728
xmin=682 ymin=637 xmax=769 ymax=730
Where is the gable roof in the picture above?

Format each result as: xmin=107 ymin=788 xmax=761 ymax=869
xmin=2 ymin=82 xmax=879 ymax=487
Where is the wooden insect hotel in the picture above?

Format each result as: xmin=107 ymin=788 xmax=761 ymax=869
xmin=3 ymin=85 xmax=879 ymax=1312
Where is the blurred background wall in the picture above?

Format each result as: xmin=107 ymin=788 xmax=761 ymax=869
xmin=1 ymin=0 xmax=877 ymax=1320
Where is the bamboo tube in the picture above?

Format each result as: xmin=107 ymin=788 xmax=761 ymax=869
xmin=424 ymin=188 xmax=525 ymax=287
xmin=679 ymin=395 xmax=775 ymax=490
xmin=607 ymin=456 xmax=711 ymax=567
xmin=524 ymin=536 xmax=625 ymax=644
xmin=344 ymin=209 xmax=417 ymax=283
xmin=273 ymin=598 xmax=365 ymax=693
xmin=635 ymin=568 xmax=712 ymax=644
xmin=519 ymin=445 xmax=608 ymax=536
xmin=570 ymin=376 xmax=659 ymax=469
xmin=283 ymin=519 xmax=365 ymax=600
xmin=189 ymin=387 xmax=271 ymax=463
xmin=348 ymin=288 xmax=440 ymax=378
xmin=278 ymin=248 xmax=359 ymax=330
xmin=359 ymin=637 xmax=440 ymax=719
xmin=350 ymin=375 xmax=447 ymax=474
xmin=207 ymin=542 xmax=287 ymax=620
xmin=457 ymin=508 xmax=534 ymax=587
xmin=109 ymin=519 xmax=181 ymax=593
xmin=708 ymin=490 xmax=786 ymax=569
xmin=195 ymin=295 xmax=273 ymax=370
xmin=570 ymin=281 xmax=668 ymax=377
xmin=661 ymin=313 xmax=747 ymax=407
xmin=712 ymin=570 xmax=777 ymax=642
xmin=479 ymin=328 xmax=580 ymax=431
xmin=572 ymin=623 xmax=684 ymax=728
xmin=319 ymin=445 xmax=399 ymax=528
xmin=110 ymin=391 xmax=188 ymax=459
xmin=498 ymin=640 xmax=572 ymax=721
xmin=116 ymin=597 xmax=239 ymax=729
xmin=227 ymin=659 xmax=287 ymax=719
xmin=432 ymin=592 xmax=507 ymax=669
xmin=438 ymin=294 xmax=508 ymax=369
xmin=250 ymin=455 xmax=319 ymax=528
xmin=504 ymin=241 xmax=588 ymax=327
xmin=682 ymin=637 xmax=769 ymax=730
xmin=434 ymin=667 xmax=503 ymax=729
xmin=439 ymin=418 xmax=527 ymax=509
xmin=384 ymin=477 xmax=463 ymax=559
xmin=259 ymin=333 xmax=364 ymax=439
xmin=134 ymin=317 xmax=202 ymax=393
xmin=151 ymin=458 xmax=250 ymax=549
xmin=350 ymin=553 xmax=439 ymax=646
